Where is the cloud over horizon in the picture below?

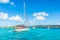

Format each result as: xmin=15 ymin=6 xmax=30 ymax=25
xmin=0 ymin=12 xmax=8 ymax=20
xmin=9 ymin=15 xmax=24 ymax=22
xmin=33 ymin=12 xmax=49 ymax=20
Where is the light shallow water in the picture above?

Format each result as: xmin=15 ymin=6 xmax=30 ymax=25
xmin=0 ymin=28 xmax=60 ymax=40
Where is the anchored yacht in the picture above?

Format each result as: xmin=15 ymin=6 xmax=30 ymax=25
xmin=14 ymin=2 xmax=30 ymax=32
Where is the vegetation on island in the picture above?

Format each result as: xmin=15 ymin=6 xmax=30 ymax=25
xmin=0 ymin=25 xmax=60 ymax=28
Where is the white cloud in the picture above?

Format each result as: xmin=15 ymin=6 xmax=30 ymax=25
xmin=9 ymin=15 xmax=23 ymax=22
xmin=9 ymin=2 xmax=16 ymax=7
xmin=0 ymin=12 xmax=8 ymax=20
xmin=33 ymin=12 xmax=48 ymax=17
xmin=34 ymin=16 xmax=45 ymax=20
xmin=10 ymin=2 xmax=15 ymax=6
xmin=0 ymin=0 xmax=10 ymax=3
xmin=33 ymin=12 xmax=49 ymax=20
xmin=10 ymin=2 xmax=14 ymax=5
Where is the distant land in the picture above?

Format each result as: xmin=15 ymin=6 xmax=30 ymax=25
xmin=0 ymin=25 xmax=60 ymax=29
xmin=31 ymin=25 xmax=60 ymax=28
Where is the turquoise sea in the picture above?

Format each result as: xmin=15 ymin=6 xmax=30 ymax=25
xmin=0 ymin=28 xmax=60 ymax=40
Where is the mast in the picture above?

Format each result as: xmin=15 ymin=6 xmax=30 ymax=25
xmin=24 ymin=2 xmax=25 ymax=16
xmin=24 ymin=2 xmax=29 ymax=27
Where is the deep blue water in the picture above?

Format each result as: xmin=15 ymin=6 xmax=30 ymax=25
xmin=0 ymin=28 xmax=60 ymax=40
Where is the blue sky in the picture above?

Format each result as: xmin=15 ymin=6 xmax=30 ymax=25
xmin=0 ymin=0 xmax=60 ymax=26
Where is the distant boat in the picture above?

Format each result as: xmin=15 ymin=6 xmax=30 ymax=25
xmin=32 ymin=26 xmax=35 ymax=29
xmin=48 ymin=25 xmax=50 ymax=29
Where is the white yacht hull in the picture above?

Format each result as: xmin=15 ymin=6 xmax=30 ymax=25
xmin=14 ymin=28 xmax=30 ymax=32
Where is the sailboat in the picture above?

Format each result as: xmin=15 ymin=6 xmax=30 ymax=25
xmin=14 ymin=2 xmax=30 ymax=32
xmin=48 ymin=25 xmax=50 ymax=29
xmin=32 ymin=25 xmax=35 ymax=29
